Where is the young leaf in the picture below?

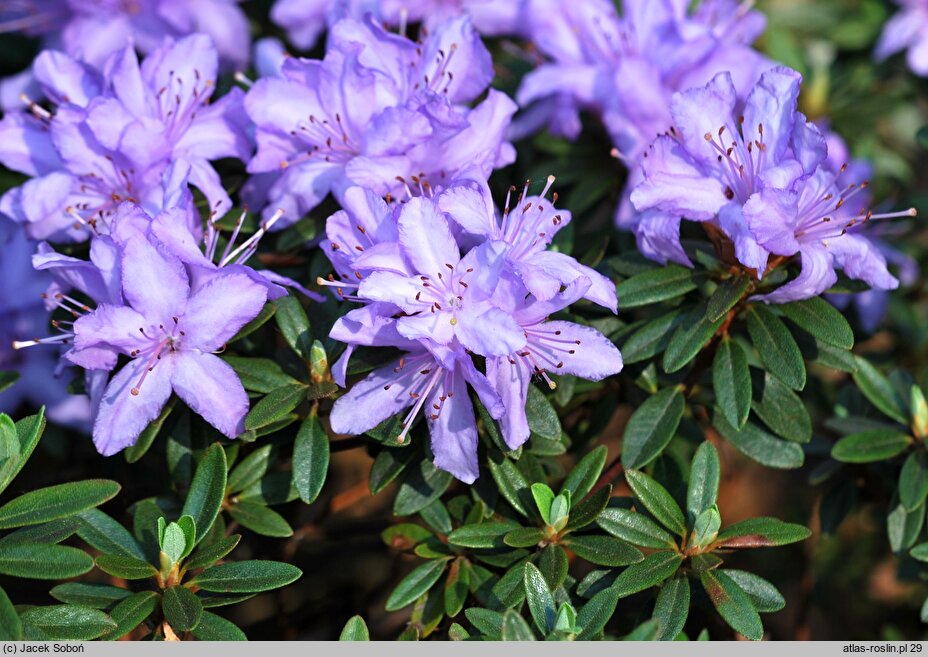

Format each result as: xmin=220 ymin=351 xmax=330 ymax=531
xmin=691 ymin=506 xmax=722 ymax=550
xmin=523 ymin=562 xmax=556 ymax=634
xmin=832 ymin=429 xmax=912 ymax=463
xmin=384 ymin=559 xmax=448 ymax=612
xmin=612 ymin=551 xmax=683 ymax=598
xmin=293 ymin=414 xmax=329 ymax=504
xmin=561 ymin=535 xmax=644 ymax=567
xmin=701 ymin=569 xmax=763 ymax=640
xmin=0 ymin=479 xmax=120 ymax=529
xmin=687 ymin=442 xmax=721 ymax=526
xmin=715 ymin=517 xmax=812 ymax=548
xmin=191 ymin=560 xmax=303 ymax=594
xmin=621 ymin=388 xmax=685 ymax=469
xmin=162 ymin=586 xmax=203 ymax=632
xmin=0 ymin=409 xmax=45 ymax=497
xmin=530 ymin=483 xmax=555 ymax=524
xmin=624 ymin=469 xmax=686 ymax=536
xmin=597 ymin=508 xmax=676 ymax=549
xmin=617 ymin=266 xmax=699 ymax=308
xmin=339 ymin=616 xmax=370 ymax=641
xmin=181 ymin=443 xmax=228 ymax=546
xmin=781 ymin=297 xmax=854 ymax=350
xmin=653 ymin=576 xmax=690 ymax=641
xmin=746 ymin=305 xmax=806 ymax=391
xmin=20 ymin=605 xmax=116 ymax=641
xmin=713 ymin=337 xmax=751 ymax=429
xmin=0 ymin=416 xmax=19 ymax=461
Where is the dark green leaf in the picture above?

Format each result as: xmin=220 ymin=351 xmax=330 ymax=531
xmin=562 ymin=535 xmax=643 ymax=567
xmin=831 ymin=429 xmax=912 ymax=463
xmin=293 ymin=414 xmax=329 ymax=504
xmin=369 ymin=448 xmax=416 ymax=495
xmin=446 ymin=521 xmax=517 ymax=549
xmin=0 ymin=543 xmax=93 ymax=579
xmin=700 ymin=570 xmax=763 ymax=640
xmin=227 ymin=501 xmax=293 ymax=537
xmin=617 ymin=266 xmax=699 ymax=308
xmin=613 ymin=551 xmax=683 ymax=598
xmin=560 ymin=445 xmax=607 ymax=501
xmin=654 ymin=576 xmax=690 ymax=641
xmin=384 ymin=559 xmax=447 ymax=612
xmin=715 ymin=517 xmax=811 ymax=548
xmin=781 ymin=297 xmax=854 ymax=350
xmin=622 ymin=388 xmax=684 ymax=469
xmin=20 ymin=605 xmax=115 ymax=641
xmin=274 ymin=295 xmax=313 ymax=360
xmin=394 ymin=459 xmax=453 ymax=516
xmin=339 ymin=616 xmax=370 ymax=641
xmin=184 ymin=534 xmax=241 ymax=572
xmin=0 ymin=372 xmax=18 ymax=395
xmin=624 ymin=469 xmax=686 ymax=536
xmin=687 ymin=442 xmax=720 ymax=526
xmin=500 ymin=609 xmax=536 ymax=641
xmin=723 ymin=569 xmax=785 ymax=613
xmin=51 ymin=583 xmax=131 ymax=609
xmin=523 ymin=562 xmax=556 ymax=634
xmin=0 ymin=517 xmax=80 ymax=547
xmin=181 ymin=443 xmax=227 ymax=546
xmin=577 ymin=587 xmax=620 ymax=639
xmin=888 ymin=498 xmax=924 ymax=553
xmin=490 ymin=562 xmax=528 ymax=609
xmin=900 ymin=452 xmax=928 ymax=511
xmin=663 ymin=309 xmax=725 ymax=374
xmin=190 ymin=612 xmax=247 ymax=641
xmin=526 ymin=386 xmax=560 ymax=440
xmin=713 ymin=413 xmax=805 ymax=469
xmin=103 ymin=591 xmax=159 ymax=640
xmin=444 ymin=559 xmax=470 ymax=617
xmin=162 ymin=586 xmax=202 ymax=632
xmin=707 ymin=277 xmax=751 ymax=322
xmin=224 ymin=356 xmax=300 ymax=394
xmin=752 ymin=373 xmax=812 ymax=443
xmin=244 ymin=384 xmax=306 ymax=431
xmin=77 ymin=509 xmax=145 ymax=559
xmin=0 ymin=586 xmax=19 ymax=640
xmin=713 ymin=338 xmax=751 ymax=429
xmin=597 ymin=508 xmax=676 ymax=549
xmin=536 ymin=545 xmax=568 ymax=591
xmin=852 ymin=357 xmax=907 ymax=424
xmin=465 ymin=608 xmax=504 ymax=637
xmin=0 ymin=479 xmax=120 ymax=529
xmin=566 ymin=485 xmax=612 ymax=531
xmin=227 ymin=445 xmax=273 ymax=494
xmin=488 ymin=457 xmax=532 ymax=517
xmin=503 ymin=527 xmax=546 ymax=548
xmin=909 ymin=543 xmax=928 ymax=562
xmin=746 ymin=305 xmax=805 ymax=391
xmin=191 ymin=560 xmax=302 ymax=594
xmin=125 ymin=398 xmax=176 ymax=463
xmin=621 ymin=308 xmax=687 ymax=364
xmin=95 ymin=554 xmax=158 ymax=580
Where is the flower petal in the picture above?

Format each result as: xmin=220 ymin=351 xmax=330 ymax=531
xmin=398 ymin=197 xmax=460 ymax=275
xmin=121 ymin=235 xmax=189 ymax=324
xmin=329 ymin=355 xmax=427 ymax=435
xmin=171 ymin=352 xmax=249 ymax=439
xmin=182 ymin=271 xmax=268 ymax=351
xmin=428 ymin=368 xmax=479 ymax=483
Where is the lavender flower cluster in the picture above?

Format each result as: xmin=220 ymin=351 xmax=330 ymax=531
xmin=0 ymin=0 xmax=917 ymax=482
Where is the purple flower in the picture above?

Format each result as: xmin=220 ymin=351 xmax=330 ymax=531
xmin=629 ymin=67 xmax=913 ymax=304
xmin=0 ymin=35 xmax=251 ymax=242
xmin=875 ymin=0 xmax=928 ymax=76
xmin=514 ymin=0 xmax=769 ymax=155
xmin=243 ymin=15 xmax=516 ymax=225
xmin=487 ymin=277 xmax=622 ymax=449
xmin=64 ymin=231 xmax=268 ymax=455
xmin=0 ymin=218 xmax=90 ymax=427
xmin=270 ymin=0 xmax=527 ymax=50
xmin=0 ymin=0 xmax=250 ymax=71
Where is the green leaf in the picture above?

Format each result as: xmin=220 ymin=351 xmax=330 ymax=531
xmin=612 ymin=551 xmax=683 ymax=598
xmin=384 ymin=559 xmax=447 ymax=612
xmin=0 ymin=543 xmax=93 ymax=579
xmin=900 ymin=452 xmax=928 ymax=511
xmin=621 ymin=308 xmax=687 ymax=364
xmin=77 ymin=509 xmax=146 ymax=559
xmin=0 ymin=517 xmax=80 ymax=548
xmin=617 ymin=266 xmax=699 ymax=308
xmin=465 ymin=608 xmax=504 ymax=637
xmin=713 ymin=338 xmax=751 ymax=428
xmin=181 ymin=443 xmax=228 ymax=546
xmin=752 ymin=372 xmax=812 ymax=443
xmin=293 ymin=414 xmax=329 ymax=504
xmin=781 ymin=297 xmax=854 ymax=350
xmin=0 ymin=416 xmax=17 ymax=462
xmin=444 ymin=559 xmax=469 ymax=617
xmin=723 ymin=570 xmax=785 ymax=613
xmin=191 ymin=560 xmax=302 ymax=594
xmin=523 ymin=562 xmax=556 ymax=634
xmin=244 ymin=383 xmax=306 ymax=431
xmin=653 ymin=576 xmax=690 ymax=641
xmin=125 ymin=398 xmax=176 ymax=463
xmin=560 ymin=445 xmax=607 ymax=500
xmin=273 ymin=295 xmax=313 ymax=360
xmin=691 ymin=506 xmax=722 ymax=550
xmin=910 ymin=543 xmax=928 ymax=563
xmin=162 ymin=586 xmax=203 ymax=632
xmin=530 ymin=483 xmax=555 ymax=524
xmin=713 ymin=413 xmax=805 ymax=469
xmin=577 ymin=587 xmax=620 ymax=639
xmin=224 ymin=356 xmax=300 ymax=394
xmin=490 ymin=561 xmax=528 ymax=609
xmin=369 ymin=448 xmax=415 ymax=495
xmin=852 ymin=357 xmax=907 ymax=424
xmin=888 ymin=498 xmax=924 ymax=553
xmin=184 ymin=534 xmax=241 ymax=572
xmin=161 ymin=522 xmax=187 ymax=564
xmin=95 ymin=554 xmax=158 ymax=580
xmin=229 ymin=300 xmax=276 ymax=343
xmin=624 ymin=469 xmax=686 ymax=536
xmin=831 ymin=429 xmax=912 ymax=463
xmin=700 ymin=570 xmax=763 ymax=640
xmin=537 ymin=544 xmax=569 ymax=591
xmin=0 ymin=409 xmax=45 ymax=497
xmin=566 ymin=485 xmax=612 ymax=532
xmin=687 ymin=442 xmax=720 ymax=526
xmin=50 ymin=583 xmax=131 ymax=609
xmin=707 ymin=276 xmax=751 ymax=322
xmin=526 ymin=385 xmax=560 ymax=440
xmin=190 ymin=612 xmax=247 ymax=641
xmin=488 ymin=456 xmax=531 ymax=517
xmin=0 ymin=586 xmax=20 ymax=640
xmin=20 ymin=605 xmax=116 ymax=641
xmin=503 ymin=527 xmax=546 ymax=548
xmin=597 ymin=508 xmax=676 ymax=549
xmin=0 ymin=372 xmax=18 ymax=395
xmin=103 ymin=591 xmax=159 ymax=640
xmin=394 ymin=459 xmax=453 ymax=516
xmin=622 ymin=388 xmax=684 ymax=469
xmin=663 ymin=309 xmax=725 ymax=374
xmin=500 ymin=609 xmax=536 ymax=641
xmin=227 ymin=445 xmax=274 ymax=494
xmin=0 ymin=479 xmax=120 ymax=529
xmin=227 ymin=501 xmax=293 ymax=538
xmin=562 ymin=535 xmax=643 ymax=567
xmin=715 ymin=517 xmax=812 ymax=548
xmin=339 ymin=616 xmax=370 ymax=641
xmin=746 ymin=305 xmax=805 ymax=391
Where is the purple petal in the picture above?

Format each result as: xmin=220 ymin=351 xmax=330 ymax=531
xmin=437 ymin=176 xmax=499 ymax=241
xmin=743 ymin=67 xmax=802 ymax=163
xmin=454 ymin=304 xmax=526 ymax=357
xmin=486 ymin=355 xmax=531 ymax=449
xmin=121 ymin=235 xmax=190 ymax=324
xmin=0 ymin=112 xmax=62 ymax=177
xmin=73 ymin=304 xmax=150 ymax=355
xmin=357 ymin=271 xmax=422 ymax=313
xmin=670 ymin=72 xmax=738 ymax=166
xmin=33 ymin=50 xmax=103 ymax=107
xmin=634 ymin=210 xmax=692 ymax=267
xmin=743 ymin=188 xmax=801 ymax=256
xmin=518 ymin=250 xmax=617 ymax=312
xmin=539 ymin=320 xmax=623 ymax=380
xmin=398 ymin=197 xmax=460 ymax=275
xmin=427 ymin=367 xmax=479 ymax=483
xmin=182 ymin=271 xmax=268 ymax=351
xmin=718 ymin=202 xmax=770 ymax=275
xmin=171 ymin=352 xmax=249 ymax=438
xmin=829 ymin=233 xmax=900 ymax=291
xmin=329 ymin=355 xmax=425 ymax=435
xmin=753 ymin=245 xmax=838 ymax=304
